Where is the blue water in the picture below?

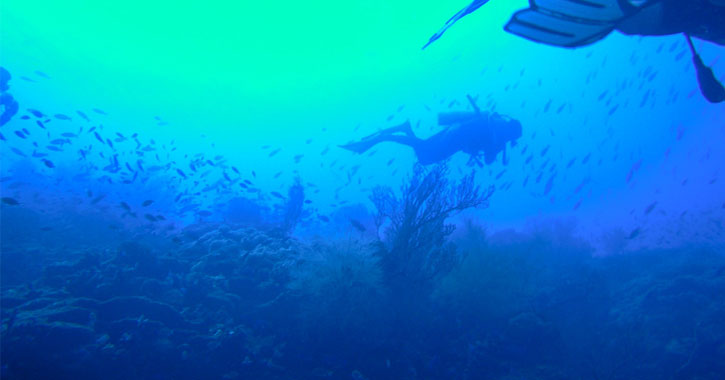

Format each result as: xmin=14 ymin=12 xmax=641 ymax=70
xmin=2 ymin=3 xmax=725 ymax=380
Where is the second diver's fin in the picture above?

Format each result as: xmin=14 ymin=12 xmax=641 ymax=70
xmin=422 ymin=0 xmax=492 ymax=49
xmin=505 ymin=0 xmax=637 ymax=48
xmin=686 ymin=34 xmax=725 ymax=103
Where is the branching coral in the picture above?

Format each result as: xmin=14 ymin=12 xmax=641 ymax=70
xmin=370 ymin=163 xmax=494 ymax=295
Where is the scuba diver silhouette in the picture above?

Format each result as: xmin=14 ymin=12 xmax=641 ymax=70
xmin=424 ymin=0 xmax=725 ymax=103
xmin=1 ymin=67 xmax=20 ymax=127
xmin=341 ymin=97 xmax=522 ymax=166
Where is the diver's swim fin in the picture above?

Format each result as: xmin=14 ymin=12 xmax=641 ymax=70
xmin=422 ymin=0 xmax=492 ymax=49
xmin=505 ymin=0 xmax=636 ymax=47
xmin=686 ymin=35 xmax=725 ymax=103
xmin=340 ymin=121 xmax=414 ymax=154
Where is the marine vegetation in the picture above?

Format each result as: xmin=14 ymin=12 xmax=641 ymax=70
xmin=370 ymin=163 xmax=494 ymax=297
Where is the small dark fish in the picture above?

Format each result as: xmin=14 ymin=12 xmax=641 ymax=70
xmin=627 ymin=228 xmax=641 ymax=239
xmin=46 ymin=146 xmax=62 ymax=152
xmin=93 ymin=131 xmax=104 ymax=144
xmin=582 ymin=153 xmax=591 ymax=164
xmin=27 ymin=109 xmax=44 ymax=118
xmin=304 ymin=199 xmax=312 ymax=204
xmin=42 ymin=159 xmax=55 ymax=168
xmin=270 ymin=191 xmax=284 ymax=199
xmin=1 ymin=197 xmax=20 ymax=205
xmin=142 ymin=200 xmax=154 ymax=207
xmin=318 ymin=215 xmax=330 ymax=222
xmin=76 ymin=110 xmax=90 ymax=121
xmin=144 ymin=214 xmax=157 ymax=222
xmin=574 ymin=178 xmax=590 ymax=194
xmin=566 ymin=158 xmax=576 ymax=169
xmin=34 ymin=70 xmax=50 ymax=79
xmin=268 ymin=148 xmax=281 ymax=157
xmin=92 ymin=108 xmax=107 ymax=115
xmin=11 ymin=147 xmax=26 ymax=157
xmin=625 ymin=159 xmax=642 ymax=183
xmin=119 ymin=201 xmax=131 ymax=211
xmin=349 ymin=219 xmax=366 ymax=232
xmin=573 ymin=199 xmax=582 ymax=210
xmin=495 ymin=170 xmax=506 ymax=180
xmin=91 ymin=194 xmax=107 ymax=204
xmin=36 ymin=120 xmax=45 ymax=129
xmin=14 ymin=130 xmax=26 ymax=139
xmin=54 ymin=114 xmax=72 ymax=121
xmin=544 ymin=175 xmax=555 ymax=195
xmin=644 ymin=202 xmax=657 ymax=215
xmin=176 ymin=169 xmax=187 ymax=179
xmin=61 ymin=132 xmax=77 ymax=138
xmin=540 ymin=145 xmax=550 ymax=157
xmin=252 ymin=171 xmax=256 ymax=178
xmin=0 ymin=132 xmax=5 ymax=141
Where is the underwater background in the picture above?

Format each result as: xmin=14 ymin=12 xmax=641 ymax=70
xmin=1 ymin=0 xmax=724 ymax=379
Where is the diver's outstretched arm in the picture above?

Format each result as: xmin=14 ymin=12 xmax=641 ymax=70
xmin=340 ymin=121 xmax=418 ymax=154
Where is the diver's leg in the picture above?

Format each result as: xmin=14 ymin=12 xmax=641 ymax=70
xmin=340 ymin=121 xmax=416 ymax=153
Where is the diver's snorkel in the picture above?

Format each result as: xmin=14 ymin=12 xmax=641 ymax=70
xmin=685 ymin=34 xmax=725 ymax=103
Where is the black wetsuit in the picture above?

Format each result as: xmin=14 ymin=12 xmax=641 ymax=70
xmin=618 ymin=0 xmax=725 ymax=44
xmin=341 ymin=112 xmax=522 ymax=166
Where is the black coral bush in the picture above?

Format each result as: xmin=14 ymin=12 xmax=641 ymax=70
xmin=370 ymin=163 xmax=494 ymax=297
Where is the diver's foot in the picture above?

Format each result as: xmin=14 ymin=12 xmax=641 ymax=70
xmin=340 ymin=121 xmax=414 ymax=154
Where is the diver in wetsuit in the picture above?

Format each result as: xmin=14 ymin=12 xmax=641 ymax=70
xmin=424 ymin=0 xmax=725 ymax=103
xmin=1 ymin=67 xmax=19 ymax=127
xmin=341 ymin=110 xmax=522 ymax=166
